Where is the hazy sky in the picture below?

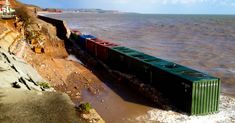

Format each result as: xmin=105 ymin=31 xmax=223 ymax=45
xmin=19 ymin=0 xmax=235 ymax=14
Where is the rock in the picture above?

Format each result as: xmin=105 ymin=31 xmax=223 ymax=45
xmin=0 ymin=49 xmax=50 ymax=91
xmin=76 ymin=92 xmax=81 ymax=96
xmin=75 ymin=96 xmax=80 ymax=99
xmin=88 ymin=87 xmax=97 ymax=95
xmin=81 ymin=109 xmax=105 ymax=123
xmin=40 ymin=64 xmax=46 ymax=68
xmin=0 ymin=61 xmax=10 ymax=71
xmin=96 ymin=89 xmax=100 ymax=94
xmin=140 ymin=83 xmax=144 ymax=88
xmin=26 ymin=81 xmax=42 ymax=91
xmin=12 ymin=82 xmax=21 ymax=88
xmin=44 ymin=88 xmax=56 ymax=92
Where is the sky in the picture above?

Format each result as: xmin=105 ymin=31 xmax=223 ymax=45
xmin=19 ymin=0 xmax=235 ymax=14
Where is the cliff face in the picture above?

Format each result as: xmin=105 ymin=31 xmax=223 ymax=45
xmin=0 ymin=12 xmax=47 ymax=91
xmin=0 ymin=2 xmax=85 ymax=123
xmin=0 ymin=1 xmax=105 ymax=122
xmin=0 ymin=22 xmax=19 ymax=51
xmin=0 ymin=21 xmax=84 ymax=123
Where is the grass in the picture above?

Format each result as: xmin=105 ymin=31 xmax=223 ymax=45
xmin=37 ymin=82 xmax=50 ymax=89
xmin=77 ymin=103 xmax=92 ymax=113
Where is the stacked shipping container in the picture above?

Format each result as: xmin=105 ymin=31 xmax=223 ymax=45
xmin=70 ymin=33 xmax=220 ymax=115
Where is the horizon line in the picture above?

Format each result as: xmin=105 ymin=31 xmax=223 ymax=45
xmin=45 ymin=8 xmax=235 ymax=15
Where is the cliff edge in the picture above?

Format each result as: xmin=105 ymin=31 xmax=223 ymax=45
xmin=0 ymin=0 xmax=104 ymax=123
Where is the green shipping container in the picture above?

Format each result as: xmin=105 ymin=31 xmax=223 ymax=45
xmin=148 ymin=60 xmax=220 ymax=115
xmin=108 ymin=46 xmax=138 ymax=73
xmin=108 ymin=46 xmax=220 ymax=115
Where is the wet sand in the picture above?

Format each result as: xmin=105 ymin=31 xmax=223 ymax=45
xmin=81 ymin=82 xmax=153 ymax=122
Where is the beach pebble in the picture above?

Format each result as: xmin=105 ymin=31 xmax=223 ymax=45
xmin=40 ymin=64 xmax=45 ymax=68
xmin=75 ymin=92 xmax=81 ymax=96
xmin=75 ymin=96 xmax=80 ymax=99
xmin=140 ymin=83 xmax=144 ymax=88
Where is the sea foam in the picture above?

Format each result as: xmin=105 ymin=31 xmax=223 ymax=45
xmin=135 ymin=95 xmax=235 ymax=123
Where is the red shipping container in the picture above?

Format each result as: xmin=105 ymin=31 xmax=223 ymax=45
xmin=86 ymin=37 xmax=119 ymax=62
xmin=95 ymin=40 xmax=118 ymax=62
xmin=86 ymin=38 xmax=97 ymax=56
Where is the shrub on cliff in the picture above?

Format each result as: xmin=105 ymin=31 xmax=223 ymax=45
xmin=15 ymin=5 xmax=41 ymax=44
xmin=15 ymin=6 xmax=31 ymax=28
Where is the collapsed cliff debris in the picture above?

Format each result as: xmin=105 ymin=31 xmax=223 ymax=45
xmin=14 ymin=5 xmax=45 ymax=54
xmin=0 ymin=48 xmax=52 ymax=91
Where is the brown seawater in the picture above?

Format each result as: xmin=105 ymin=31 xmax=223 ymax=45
xmin=46 ymin=13 xmax=235 ymax=122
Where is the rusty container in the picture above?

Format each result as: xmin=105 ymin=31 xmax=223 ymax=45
xmin=86 ymin=38 xmax=97 ymax=56
xmin=95 ymin=40 xmax=118 ymax=62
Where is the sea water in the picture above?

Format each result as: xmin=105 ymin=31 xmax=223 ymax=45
xmin=46 ymin=13 xmax=235 ymax=122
